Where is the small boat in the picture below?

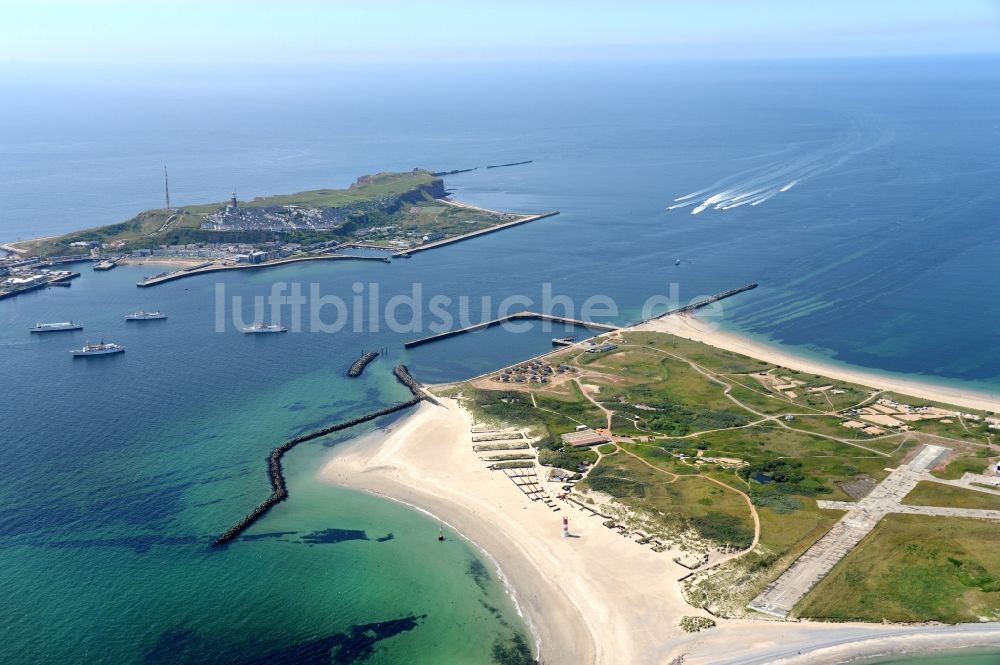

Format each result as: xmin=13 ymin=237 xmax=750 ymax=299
xmin=125 ymin=310 xmax=167 ymax=321
xmin=241 ymin=323 xmax=287 ymax=334
xmin=30 ymin=321 xmax=82 ymax=333
xmin=71 ymin=341 xmax=125 ymax=357
xmin=674 ymin=259 xmax=681 ymax=266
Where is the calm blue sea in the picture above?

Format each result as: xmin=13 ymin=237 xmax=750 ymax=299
xmin=0 ymin=57 xmax=998 ymax=663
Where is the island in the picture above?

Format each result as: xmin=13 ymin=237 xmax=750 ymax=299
xmin=322 ymin=312 xmax=1000 ymax=665
xmin=0 ymin=169 xmax=558 ymax=292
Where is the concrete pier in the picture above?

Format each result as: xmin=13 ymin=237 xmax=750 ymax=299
xmin=403 ymin=310 xmax=620 ymax=348
xmin=652 ymin=283 xmax=758 ymax=320
xmin=93 ymin=255 xmax=127 ymax=271
xmin=137 ymin=254 xmax=389 ymax=288
xmin=390 ymin=211 xmax=559 ymax=257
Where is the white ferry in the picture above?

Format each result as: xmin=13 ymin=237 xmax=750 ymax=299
xmin=125 ymin=310 xmax=167 ymax=321
xmin=241 ymin=323 xmax=287 ymax=334
xmin=30 ymin=321 xmax=83 ymax=333
xmin=71 ymin=341 xmax=125 ymax=357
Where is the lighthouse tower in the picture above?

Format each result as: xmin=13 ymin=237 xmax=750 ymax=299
xmin=229 ymin=189 xmax=238 ymax=210
xmin=562 ymin=516 xmax=569 ymax=538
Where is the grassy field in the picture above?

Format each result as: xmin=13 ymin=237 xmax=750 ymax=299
xmin=722 ymin=381 xmax=822 ymax=416
xmin=684 ymin=503 xmax=844 ymax=614
xmin=625 ymin=331 xmax=773 ymax=375
xmin=586 ymin=349 xmax=753 ymax=436
xmin=237 ymin=170 xmax=438 ymax=208
xmin=902 ymin=480 xmax=1000 ymax=510
xmin=932 ymin=448 xmax=995 ymax=479
xmin=581 ymin=451 xmax=755 ymax=548
xmin=459 ymin=329 xmax=999 ymax=621
xmin=795 ymin=514 xmax=1000 ymax=622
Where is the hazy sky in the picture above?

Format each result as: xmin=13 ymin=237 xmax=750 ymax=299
xmin=3 ymin=0 xmax=1000 ymax=64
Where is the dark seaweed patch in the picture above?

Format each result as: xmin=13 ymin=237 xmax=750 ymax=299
xmin=145 ymin=615 xmax=426 ymax=665
xmin=238 ymin=614 xmax=426 ymax=664
xmin=241 ymin=531 xmax=299 ymax=542
xmin=299 ymin=528 xmax=369 ymax=545
xmin=468 ymin=557 xmax=491 ymax=593
xmin=479 ymin=599 xmax=508 ymax=626
xmin=492 ymin=633 xmax=537 ymax=665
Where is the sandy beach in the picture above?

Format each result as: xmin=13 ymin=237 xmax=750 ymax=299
xmin=320 ymin=397 xmax=1000 ymax=664
xmin=323 ymin=399 xmax=701 ymax=665
xmin=634 ymin=314 xmax=1000 ymax=413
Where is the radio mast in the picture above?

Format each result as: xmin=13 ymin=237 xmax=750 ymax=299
xmin=164 ymin=166 xmax=171 ymax=210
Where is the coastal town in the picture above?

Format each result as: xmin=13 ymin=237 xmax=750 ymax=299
xmin=0 ymin=169 xmax=557 ymax=297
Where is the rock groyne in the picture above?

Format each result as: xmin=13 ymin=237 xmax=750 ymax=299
xmin=347 ymin=351 xmax=379 ymax=377
xmin=213 ymin=365 xmax=431 ymax=547
xmin=393 ymin=364 xmax=439 ymax=405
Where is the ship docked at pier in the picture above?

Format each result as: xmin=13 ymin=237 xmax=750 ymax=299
xmin=30 ymin=321 xmax=83 ymax=333
xmin=71 ymin=341 xmax=125 ymax=357
xmin=125 ymin=310 xmax=167 ymax=321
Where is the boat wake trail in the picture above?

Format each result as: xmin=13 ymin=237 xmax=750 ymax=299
xmin=667 ymin=116 xmax=890 ymax=216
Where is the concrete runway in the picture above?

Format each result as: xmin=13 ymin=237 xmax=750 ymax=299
xmin=748 ymin=444 xmax=999 ymax=618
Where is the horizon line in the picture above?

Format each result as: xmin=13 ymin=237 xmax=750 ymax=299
xmin=3 ymin=50 xmax=1000 ymax=70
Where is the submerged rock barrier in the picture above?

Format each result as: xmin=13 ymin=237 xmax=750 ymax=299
xmin=347 ymin=351 xmax=379 ymax=377
xmin=213 ymin=366 xmax=431 ymax=547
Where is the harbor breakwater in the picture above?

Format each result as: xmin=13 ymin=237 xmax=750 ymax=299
xmin=346 ymin=351 xmax=379 ymax=377
xmin=659 ymin=283 xmax=758 ymax=317
xmin=212 ymin=365 xmax=429 ymax=547
xmin=403 ymin=310 xmax=619 ymax=348
xmin=137 ymin=254 xmax=389 ymax=288
xmin=393 ymin=364 xmax=440 ymax=405
xmin=391 ymin=211 xmax=559 ymax=257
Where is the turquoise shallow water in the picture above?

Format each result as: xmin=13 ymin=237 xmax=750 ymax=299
xmin=2 ymin=57 xmax=999 ymax=663
xmin=0 ymin=265 xmax=542 ymax=663
xmin=865 ymin=651 xmax=1000 ymax=665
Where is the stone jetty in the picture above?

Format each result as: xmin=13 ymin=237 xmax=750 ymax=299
xmin=212 ymin=365 xmax=431 ymax=547
xmin=347 ymin=351 xmax=379 ymax=377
